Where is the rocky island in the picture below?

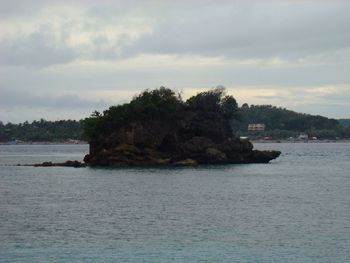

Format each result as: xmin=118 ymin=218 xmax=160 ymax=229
xmin=83 ymin=87 xmax=281 ymax=167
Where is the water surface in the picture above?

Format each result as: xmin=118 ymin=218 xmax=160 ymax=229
xmin=0 ymin=143 xmax=349 ymax=262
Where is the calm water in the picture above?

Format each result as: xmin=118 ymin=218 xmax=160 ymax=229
xmin=0 ymin=143 xmax=349 ymax=262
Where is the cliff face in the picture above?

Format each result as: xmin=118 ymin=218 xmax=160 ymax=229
xmin=84 ymin=123 xmax=280 ymax=167
xmin=83 ymin=87 xmax=281 ymax=167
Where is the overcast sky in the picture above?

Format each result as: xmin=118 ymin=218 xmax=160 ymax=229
xmin=1 ymin=0 xmax=349 ymax=123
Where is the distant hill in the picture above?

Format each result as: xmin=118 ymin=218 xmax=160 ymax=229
xmin=238 ymin=104 xmax=341 ymax=131
xmin=338 ymin=119 xmax=350 ymax=128
xmin=237 ymin=104 xmax=349 ymax=139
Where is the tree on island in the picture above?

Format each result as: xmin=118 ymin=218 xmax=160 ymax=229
xmin=83 ymin=87 xmax=240 ymax=145
xmin=83 ymin=87 xmax=280 ymax=167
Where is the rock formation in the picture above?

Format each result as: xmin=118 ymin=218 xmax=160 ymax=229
xmin=19 ymin=160 xmax=86 ymax=168
xmin=83 ymin=87 xmax=281 ymax=167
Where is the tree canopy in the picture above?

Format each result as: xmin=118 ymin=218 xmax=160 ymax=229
xmin=83 ymin=87 xmax=239 ymax=142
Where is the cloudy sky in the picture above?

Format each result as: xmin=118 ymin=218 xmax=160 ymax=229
xmin=0 ymin=0 xmax=349 ymax=123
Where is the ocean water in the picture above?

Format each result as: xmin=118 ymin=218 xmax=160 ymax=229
xmin=0 ymin=143 xmax=349 ymax=262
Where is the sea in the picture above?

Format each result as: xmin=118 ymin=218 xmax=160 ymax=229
xmin=0 ymin=143 xmax=349 ymax=263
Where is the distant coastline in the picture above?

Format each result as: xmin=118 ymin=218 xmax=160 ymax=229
xmin=250 ymin=139 xmax=350 ymax=143
xmin=1 ymin=139 xmax=350 ymax=146
xmin=0 ymin=140 xmax=87 ymax=145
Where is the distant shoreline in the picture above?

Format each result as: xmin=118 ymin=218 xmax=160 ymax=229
xmin=1 ymin=140 xmax=350 ymax=146
xmin=0 ymin=141 xmax=88 ymax=145
xmin=251 ymin=139 xmax=350 ymax=143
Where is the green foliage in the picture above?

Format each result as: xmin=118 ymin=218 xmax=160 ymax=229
xmin=187 ymin=87 xmax=224 ymax=111
xmin=0 ymin=119 xmax=83 ymax=142
xmin=339 ymin=119 xmax=350 ymax=128
xmin=83 ymin=111 xmax=102 ymax=140
xmin=83 ymin=87 xmax=185 ymax=141
xmin=83 ymin=87 xmax=239 ymax=142
xmin=236 ymin=104 xmax=349 ymax=139
xmin=186 ymin=87 xmax=237 ymax=118
xmin=340 ymin=127 xmax=350 ymax=138
xmin=130 ymin=87 xmax=184 ymax=122
xmin=238 ymin=104 xmax=341 ymax=132
xmin=221 ymin=95 xmax=239 ymax=119
xmin=184 ymin=87 xmax=239 ymax=141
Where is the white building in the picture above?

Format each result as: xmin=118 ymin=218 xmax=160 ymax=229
xmin=248 ymin=123 xmax=266 ymax=131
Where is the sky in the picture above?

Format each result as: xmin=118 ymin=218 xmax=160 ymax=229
xmin=0 ymin=0 xmax=349 ymax=123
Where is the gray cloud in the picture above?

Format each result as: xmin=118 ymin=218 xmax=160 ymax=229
xmin=0 ymin=89 xmax=112 ymax=122
xmin=1 ymin=0 xmax=349 ymax=66
xmin=0 ymin=31 xmax=76 ymax=67
xmin=0 ymin=0 xmax=49 ymax=17
xmin=123 ymin=1 xmax=350 ymax=60
xmin=0 ymin=89 xmax=109 ymax=109
xmin=0 ymin=0 xmax=349 ymax=120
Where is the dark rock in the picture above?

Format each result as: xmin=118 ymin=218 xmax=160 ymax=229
xmin=248 ymin=150 xmax=282 ymax=163
xmin=205 ymin=147 xmax=227 ymax=163
xmin=85 ymin=133 xmax=281 ymax=167
xmin=32 ymin=160 xmax=86 ymax=168
xmin=34 ymin=161 xmax=53 ymax=167
xmin=159 ymin=134 xmax=178 ymax=153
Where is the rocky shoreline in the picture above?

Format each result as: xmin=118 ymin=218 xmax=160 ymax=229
xmin=84 ymin=137 xmax=281 ymax=167
xmin=17 ymin=140 xmax=281 ymax=168
xmin=17 ymin=160 xmax=86 ymax=168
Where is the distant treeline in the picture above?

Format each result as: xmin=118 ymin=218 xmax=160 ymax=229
xmin=0 ymin=119 xmax=84 ymax=142
xmin=338 ymin=119 xmax=350 ymax=128
xmin=1 ymin=105 xmax=349 ymax=142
